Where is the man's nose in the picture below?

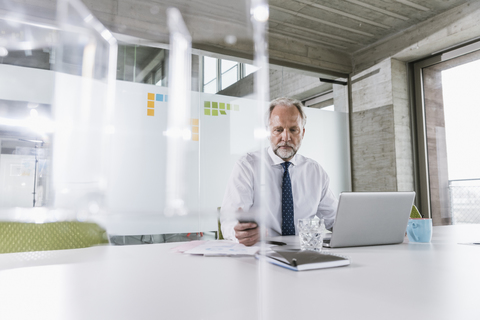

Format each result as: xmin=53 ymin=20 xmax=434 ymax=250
xmin=281 ymin=130 xmax=290 ymax=141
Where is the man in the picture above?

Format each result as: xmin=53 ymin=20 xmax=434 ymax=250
xmin=220 ymin=97 xmax=338 ymax=246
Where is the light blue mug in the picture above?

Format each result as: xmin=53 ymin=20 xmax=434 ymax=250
xmin=407 ymin=218 xmax=432 ymax=243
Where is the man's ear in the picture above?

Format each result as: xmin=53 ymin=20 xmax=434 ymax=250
xmin=302 ymin=127 xmax=305 ymax=138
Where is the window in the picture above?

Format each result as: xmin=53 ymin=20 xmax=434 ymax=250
xmin=202 ymin=56 xmax=257 ymax=93
xmin=203 ymin=56 xmax=217 ymax=94
xmin=244 ymin=64 xmax=259 ymax=77
xmin=221 ymin=59 xmax=238 ymax=90
xmin=413 ymin=42 xmax=480 ymax=225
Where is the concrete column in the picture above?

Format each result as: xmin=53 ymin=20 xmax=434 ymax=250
xmin=333 ymin=84 xmax=348 ymax=113
xmin=350 ymin=58 xmax=414 ymax=193
xmin=391 ymin=59 xmax=414 ymax=192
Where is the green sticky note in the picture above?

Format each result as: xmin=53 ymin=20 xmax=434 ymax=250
xmin=212 ymin=102 xmax=218 ymax=109
xmin=234 ymin=105 xmax=239 ymax=111
xmin=212 ymin=110 xmax=218 ymax=116
xmin=220 ymin=110 xmax=227 ymax=115
xmin=204 ymin=109 xmax=211 ymax=116
xmin=227 ymin=104 xmax=231 ymax=110
xmin=219 ymin=103 xmax=225 ymax=109
xmin=204 ymin=101 xmax=210 ymax=108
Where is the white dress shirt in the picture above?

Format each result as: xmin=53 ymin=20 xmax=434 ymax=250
xmin=220 ymin=147 xmax=338 ymax=241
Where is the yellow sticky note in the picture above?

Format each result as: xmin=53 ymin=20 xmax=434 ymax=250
xmin=148 ymin=93 xmax=155 ymax=100
xmin=147 ymin=109 xmax=154 ymax=116
xmin=192 ymin=133 xmax=199 ymax=141
xmin=147 ymin=101 xmax=155 ymax=108
xmin=192 ymin=126 xmax=199 ymax=133
xmin=192 ymin=118 xmax=199 ymax=125
xmin=204 ymin=109 xmax=211 ymax=116
xmin=212 ymin=102 xmax=218 ymax=109
xmin=212 ymin=110 xmax=218 ymax=116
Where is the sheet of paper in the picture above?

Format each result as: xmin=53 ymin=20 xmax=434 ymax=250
xmin=184 ymin=240 xmax=259 ymax=256
xmin=171 ymin=240 xmax=206 ymax=253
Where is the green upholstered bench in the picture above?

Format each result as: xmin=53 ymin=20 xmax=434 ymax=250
xmin=0 ymin=221 xmax=109 ymax=254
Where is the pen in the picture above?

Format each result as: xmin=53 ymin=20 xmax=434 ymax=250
xmin=265 ymin=240 xmax=287 ymax=246
xmin=292 ymin=258 xmax=297 ymax=267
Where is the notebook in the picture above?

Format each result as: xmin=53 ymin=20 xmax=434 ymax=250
xmin=324 ymin=192 xmax=415 ymax=248
xmin=256 ymin=248 xmax=350 ymax=271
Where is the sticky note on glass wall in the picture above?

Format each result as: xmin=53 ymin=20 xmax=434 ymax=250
xmin=204 ymin=109 xmax=211 ymax=116
xmin=148 ymin=93 xmax=155 ymax=100
xmin=212 ymin=110 xmax=218 ymax=116
xmin=147 ymin=101 xmax=155 ymax=108
xmin=212 ymin=102 xmax=218 ymax=109
xmin=147 ymin=109 xmax=154 ymax=116
xmin=204 ymin=101 xmax=210 ymax=108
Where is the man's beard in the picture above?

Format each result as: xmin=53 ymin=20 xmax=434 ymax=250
xmin=273 ymin=141 xmax=300 ymax=160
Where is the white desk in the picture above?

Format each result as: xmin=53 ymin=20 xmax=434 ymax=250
xmin=1 ymin=225 xmax=479 ymax=320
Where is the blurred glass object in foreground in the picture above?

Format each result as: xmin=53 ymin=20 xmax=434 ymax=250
xmin=0 ymin=0 xmax=117 ymax=228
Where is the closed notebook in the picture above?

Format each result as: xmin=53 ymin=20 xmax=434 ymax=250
xmin=256 ymin=249 xmax=350 ymax=271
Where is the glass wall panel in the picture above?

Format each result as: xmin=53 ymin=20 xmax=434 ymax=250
xmin=203 ymin=80 xmax=217 ymax=94
xmin=417 ymin=48 xmax=480 ymax=225
xmin=203 ymin=56 xmax=217 ymax=87
xmin=221 ymin=65 xmax=238 ymax=89
xmin=245 ymin=63 xmax=259 ymax=77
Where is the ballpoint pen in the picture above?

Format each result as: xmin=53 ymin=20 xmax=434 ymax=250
xmin=265 ymin=240 xmax=287 ymax=246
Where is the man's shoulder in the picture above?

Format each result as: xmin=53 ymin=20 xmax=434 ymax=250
xmin=236 ymin=149 xmax=265 ymax=167
xmin=295 ymin=153 xmax=319 ymax=166
xmin=295 ymin=154 xmax=326 ymax=173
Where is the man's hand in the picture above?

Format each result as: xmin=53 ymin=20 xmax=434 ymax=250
xmin=234 ymin=222 xmax=259 ymax=246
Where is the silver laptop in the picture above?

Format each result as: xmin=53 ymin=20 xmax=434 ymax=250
xmin=324 ymin=192 xmax=416 ymax=248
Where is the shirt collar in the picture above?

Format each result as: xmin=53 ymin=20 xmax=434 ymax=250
xmin=267 ymin=146 xmax=298 ymax=166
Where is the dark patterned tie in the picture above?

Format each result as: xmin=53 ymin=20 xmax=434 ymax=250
xmin=281 ymin=162 xmax=295 ymax=235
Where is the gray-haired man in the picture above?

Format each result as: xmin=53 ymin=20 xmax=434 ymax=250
xmin=220 ymin=97 xmax=338 ymax=246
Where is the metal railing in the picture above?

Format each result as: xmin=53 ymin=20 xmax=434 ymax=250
xmin=449 ymin=179 xmax=480 ymax=224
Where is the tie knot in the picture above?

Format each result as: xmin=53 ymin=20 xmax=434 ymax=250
xmin=281 ymin=162 xmax=291 ymax=171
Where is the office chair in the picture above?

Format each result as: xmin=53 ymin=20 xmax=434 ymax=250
xmin=0 ymin=221 xmax=109 ymax=254
xmin=217 ymin=207 xmax=224 ymax=240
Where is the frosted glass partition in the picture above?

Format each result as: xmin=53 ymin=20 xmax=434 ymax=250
xmin=102 ymin=79 xmax=351 ymax=235
xmin=0 ymin=7 xmax=351 ymax=237
xmin=301 ymin=108 xmax=350 ymax=196
xmin=104 ymin=84 xmax=264 ymax=235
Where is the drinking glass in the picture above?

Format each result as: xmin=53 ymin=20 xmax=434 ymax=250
xmin=297 ymin=218 xmax=324 ymax=251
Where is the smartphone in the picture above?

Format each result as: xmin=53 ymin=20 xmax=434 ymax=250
xmin=235 ymin=212 xmax=258 ymax=225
